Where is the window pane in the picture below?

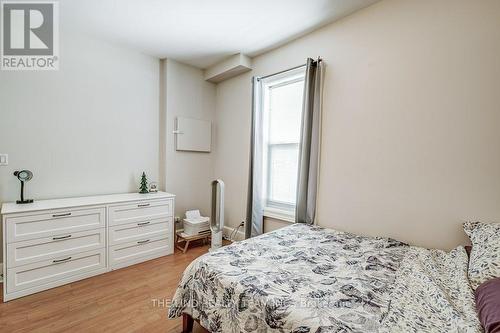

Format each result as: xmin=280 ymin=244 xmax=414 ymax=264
xmin=269 ymin=80 xmax=304 ymax=144
xmin=268 ymin=144 xmax=299 ymax=205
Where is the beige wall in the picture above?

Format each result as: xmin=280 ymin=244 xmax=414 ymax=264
xmin=161 ymin=59 xmax=216 ymax=220
xmin=214 ymin=0 xmax=500 ymax=249
xmin=0 ymin=32 xmax=160 ymax=259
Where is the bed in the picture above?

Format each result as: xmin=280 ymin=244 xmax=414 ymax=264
xmin=168 ymin=223 xmax=483 ymax=332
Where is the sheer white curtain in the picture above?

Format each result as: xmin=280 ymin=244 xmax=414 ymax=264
xmin=245 ymin=77 xmax=265 ymax=238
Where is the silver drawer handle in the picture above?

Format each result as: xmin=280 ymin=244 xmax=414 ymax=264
xmin=137 ymin=221 xmax=151 ymax=226
xmin=52 ymin=212 xmax=72 ymax=218
xmin=53 ymin=234 xmax=72 ymax=240
xmin=137 ymin=203 xmax=150 ymax=208
xmin=53 ymin=256 xmax=72 ymax=263
xmin=137 ymin=239 xmax=150 ymax=244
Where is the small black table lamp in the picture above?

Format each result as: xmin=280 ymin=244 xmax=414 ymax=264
xmin=14 ymin=170 xmax=34 ymax=204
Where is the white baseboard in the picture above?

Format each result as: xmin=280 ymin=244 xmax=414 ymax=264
xmin=223 ymin=226 xmax=245 ymax=241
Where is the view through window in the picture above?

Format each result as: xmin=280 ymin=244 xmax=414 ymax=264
xmin=261 ymin=67 xmax=305 ymax=217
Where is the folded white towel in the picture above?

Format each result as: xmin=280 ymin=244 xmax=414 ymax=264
xmin=184 ymin=217 xmax=209 ymax=224
xmin=185 ymin=209 xmax=209 ymax=224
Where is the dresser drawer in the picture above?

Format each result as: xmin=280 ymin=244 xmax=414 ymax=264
xmin=109 ymin=217 xmax=172 ymax=246
xmin=109 ymin=235 xmax=170 ymax=267
xmin=6 ymin=248 xmax=106 ymax=293
xmin=7 ymin=228 xmax=105 ymax=268
xmin=109 ymin=199 xmax=172 ymax=226
xmin=6 ymin=207 xmax=106 ymax=243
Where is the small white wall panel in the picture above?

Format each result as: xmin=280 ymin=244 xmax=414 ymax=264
xmin=175 ymin=117 xmax=211 ymax=152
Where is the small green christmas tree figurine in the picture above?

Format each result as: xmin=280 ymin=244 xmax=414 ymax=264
xmin=139 ymin=172 xmax=149 ymax=194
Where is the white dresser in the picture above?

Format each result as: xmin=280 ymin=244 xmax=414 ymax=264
xmin=1 ymin=192 xmax=175 ymax=302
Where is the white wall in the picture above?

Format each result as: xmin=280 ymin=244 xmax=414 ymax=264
xmin=214 ymin=0 xmax=500 ymax=249
xmin=0 ymin=31 xmax=160 ymax=259
xmin=161 ymin=59 xmax=216 ymax=220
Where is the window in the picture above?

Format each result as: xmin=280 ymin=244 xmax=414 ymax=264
xmin=260 ymin=67 xmax=305 ymax=221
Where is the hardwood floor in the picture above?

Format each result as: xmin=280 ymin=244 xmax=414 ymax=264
xmin=0 ymin=240 xmax=212 ymax=333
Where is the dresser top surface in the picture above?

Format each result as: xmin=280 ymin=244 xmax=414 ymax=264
xmin=1 ymin=192 xmax=175 ymax=215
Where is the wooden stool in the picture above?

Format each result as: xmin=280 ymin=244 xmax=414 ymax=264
xmin=175 ymin=231 xmax=211 ymax=253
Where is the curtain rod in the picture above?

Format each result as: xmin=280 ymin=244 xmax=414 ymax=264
xmin=256 ymin=58 xmax=322 ymax=81
xmin=256 ymin=64 xmax=305 ymax=81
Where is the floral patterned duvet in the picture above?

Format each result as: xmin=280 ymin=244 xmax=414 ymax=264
xmin=168 ymin=224 xmax=481 ymax=333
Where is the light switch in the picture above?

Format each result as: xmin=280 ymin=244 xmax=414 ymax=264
xmin=0 ymin=154 xmax=8 ymax=166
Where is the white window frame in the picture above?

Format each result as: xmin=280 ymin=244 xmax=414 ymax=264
xmin=260 ymin=66 xmax=305 ymax=223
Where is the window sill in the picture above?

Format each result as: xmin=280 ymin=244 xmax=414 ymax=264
xmin=263 ymin=207 xmax=295 ymax=223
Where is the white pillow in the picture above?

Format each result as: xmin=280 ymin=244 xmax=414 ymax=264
xmin=463 ymin=221 xmax=500 ymax=290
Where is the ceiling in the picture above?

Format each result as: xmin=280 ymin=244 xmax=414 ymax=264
xmin=63 ymin=0 xmax=380 ymax=69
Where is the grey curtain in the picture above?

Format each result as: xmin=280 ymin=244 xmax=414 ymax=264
xmin=245 ymin=76 xmax=264 ymax=238
xmin=296 ymin=58 xmax=324 ymax=224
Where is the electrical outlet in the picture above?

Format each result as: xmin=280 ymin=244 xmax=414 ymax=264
xmin=0 ymin=154 xmax=8 ymax=166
